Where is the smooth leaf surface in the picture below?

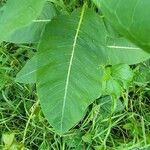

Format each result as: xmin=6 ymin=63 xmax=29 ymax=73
xmin=16 ymin=55 xmax=37 ymax=84
xmin=105 ymin=37 xmax=150 ymax=64
xmin=5 ymin=2 xmax=56 ymax=43
xmin=102 ymin=64 xmax=133 ymax=96
xmin=111 ymin=64 xmax=133 ymax=88
xmin=16 ymin=36 xmax=150 ymax=84
xmin=0 ymin=4 xmax=4 ymax=16
xmin=0 ymin=0 xmax=46 ymax=42
xmin=16 ymin=7 xmax=150 ymax=134
xmin=102 ymin=78 xmax=122 ymax=97
xmin=36 ymin=7 xmax=104 ymax=134
xmin=94 ymin=0 xmax=150 ymax=53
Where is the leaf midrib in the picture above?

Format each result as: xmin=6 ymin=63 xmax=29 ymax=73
xmin=60 ymin=4 xmax=86 ymax=131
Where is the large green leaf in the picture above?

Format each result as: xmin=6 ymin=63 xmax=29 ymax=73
xmin=36 ymin=7 xmax=104 ymax=134
xmin=16 ymin=7 xmax=150 ymax=134
xmin=16 ymin=36 xmax=150 ymax=84
xmin=0 ymin=0 xmax=46 ymax=42
xmin=4 ymin=2 xmax=56 ymax=43
xmin=93 ymin=0 xmax=150 ymax=53
xmin=36 ymin=7 xmax=150 ymax=133
xmin=105 ymin=36 xmax=150 ymax=64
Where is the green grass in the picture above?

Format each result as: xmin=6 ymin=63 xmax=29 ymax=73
xmin=0 ymin=43 xmax=150 ymax=150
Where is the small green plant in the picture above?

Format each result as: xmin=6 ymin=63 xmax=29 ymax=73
xmin=0 ymin=0 xmax=150 ymax=135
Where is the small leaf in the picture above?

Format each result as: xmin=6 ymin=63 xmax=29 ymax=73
xmin=111 ymin=64 xmax=134 ymax=88
xmin=111 ymin=64 xmax=133 ymax=82
xmin=65 ymin=132 xmax=83 ymax=149
xmin=123 ymin=123 xmax=133 ymax=130
xmin=82 ymin=133 xmax=92 ymax=144
xmin=2 ymin=133 xmax=15 ymax=147
xmin=97 ymin=96 xmax=124 ymax=118
xmin=102 ymin=64 xmax=133 ymax=96
xmin=102 ymin=78 xmax=122 ymax=96
xmin=134 ymin=64 xmax=150 ymax=84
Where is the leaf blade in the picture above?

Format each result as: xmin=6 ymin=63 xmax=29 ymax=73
xmin=5 ymin=2 xmax=56 ymax=43
xmin=0 ymin=0 xmax=46 ymax=42
xmin=94 ymin=0 xmax=150 ymax=53
xmin=60 ymin=4 xmax=86 ymax=131
xmin=36 ymin=8 xmax=104 ymax=134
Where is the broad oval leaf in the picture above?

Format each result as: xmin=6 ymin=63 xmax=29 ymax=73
xmin=0 ymin=0 xmax=46 ymax=42
xmin=16 ymin=38 xmax=150 ymax=84
xmin=35 ymin=8 xmax=150 ymax=134
xmin=36 ymin=7 xmax=104 ymax=134
xmin=93 ymin=0 xmax=150 ymax=53
xmin=16 ymin=12 xmax=150 ymax=84
xmin=16 ymin=7 xmax=150 ymax=134
xmin=4 ymin=2 xmax=56 ymax=43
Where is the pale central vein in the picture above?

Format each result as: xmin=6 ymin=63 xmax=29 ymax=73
xmin=60 ymin=4 xmax=86 ymax=131
xmin=107 ymin=45 xmax=140 ymax=50
xmin=32 ymin=19 xmax=51 ymax=22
